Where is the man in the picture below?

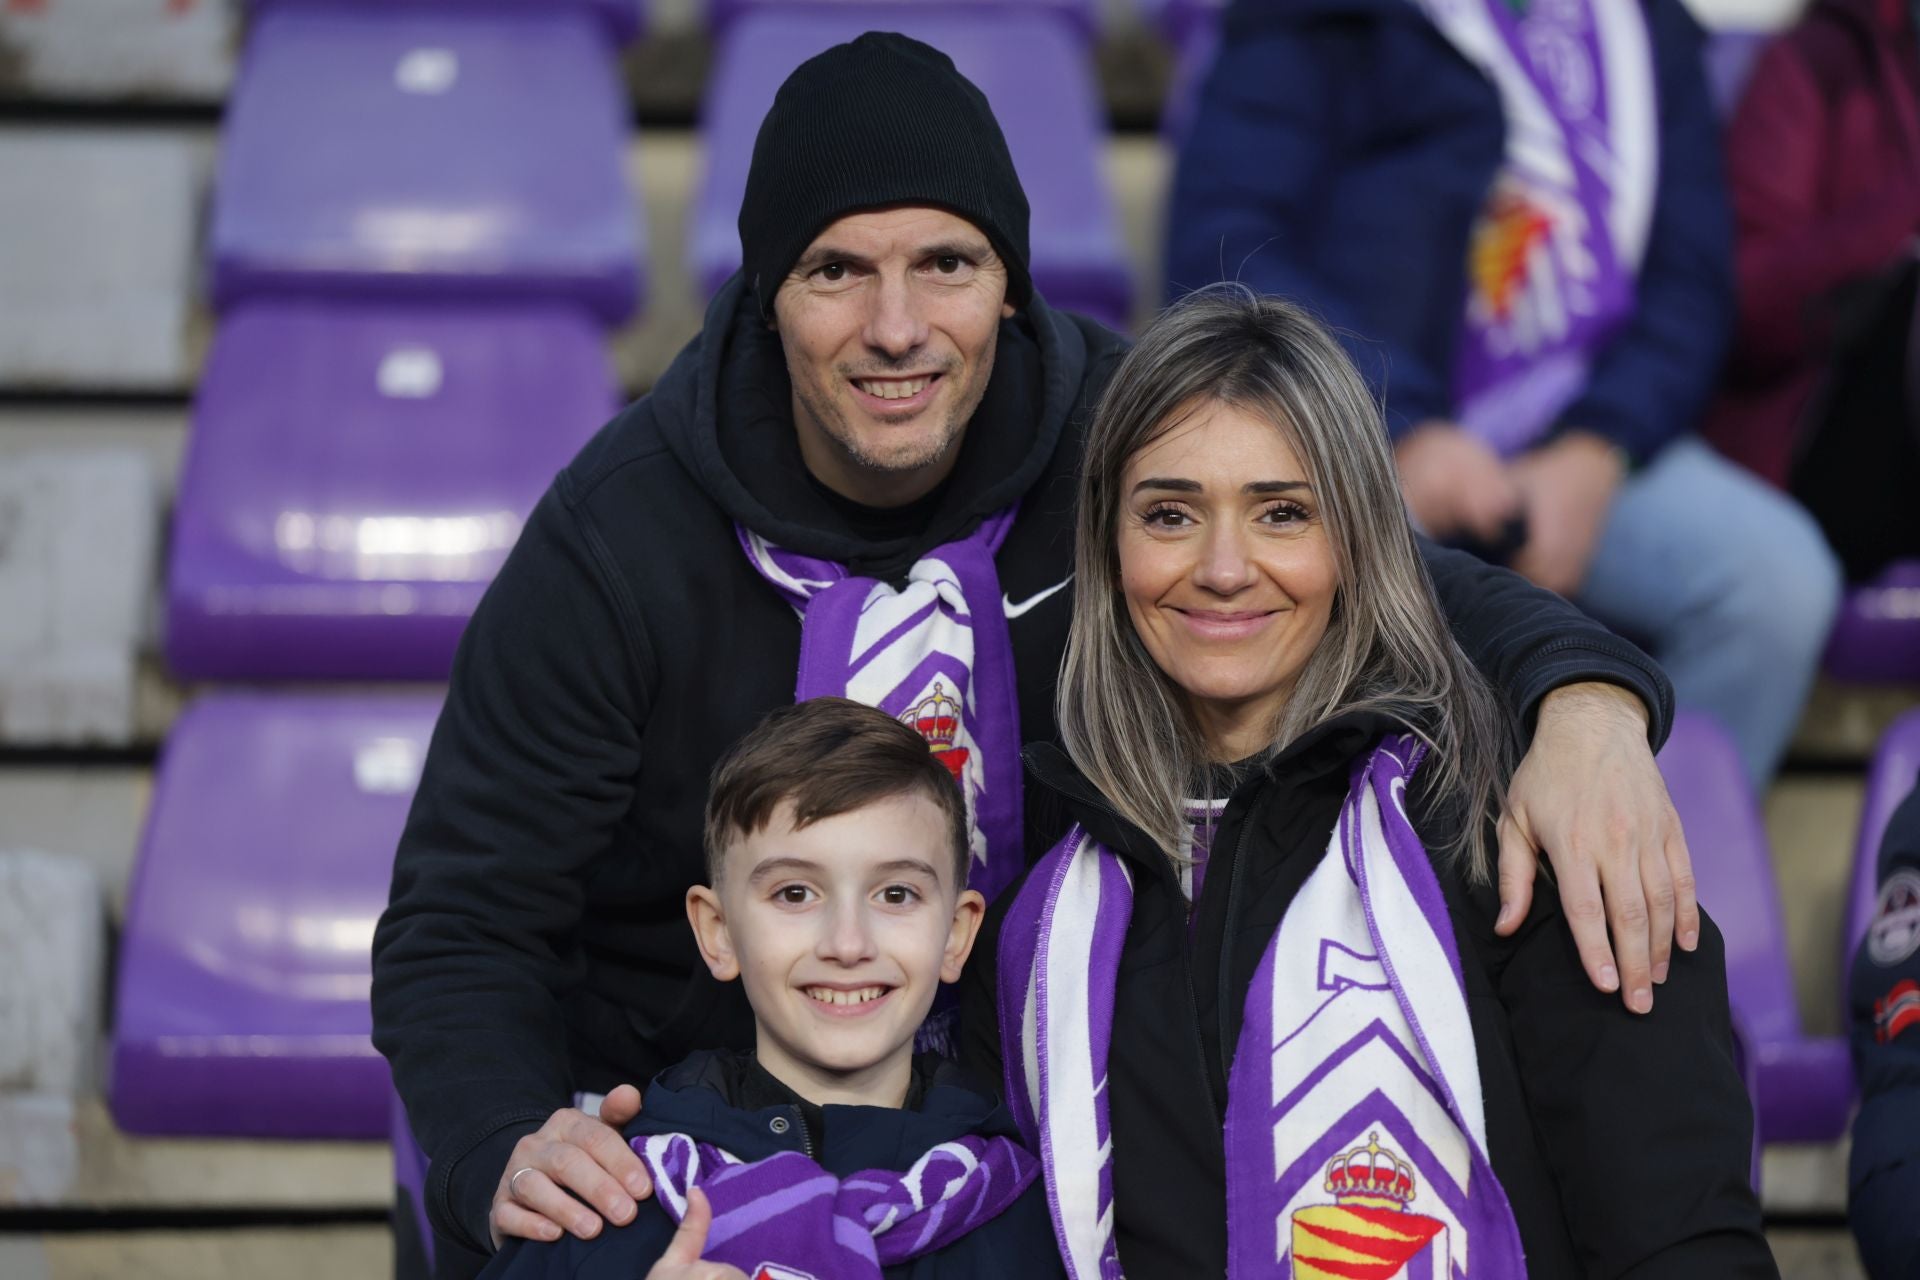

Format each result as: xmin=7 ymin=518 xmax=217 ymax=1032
xmin=374 ymin=33 xmax=1695 ymax=1278
xmin=1164 ymin=0 xmax=1841 ymax=788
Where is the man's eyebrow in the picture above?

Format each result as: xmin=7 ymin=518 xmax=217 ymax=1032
xmin=745 ymin=855 xmax=825 ymax=884
xmin=791 ymin=239 xmax=994 ymax=276
xmin=791 ymin=246 xmax=876 ymax=276
xmin=1129 ymin=477 xmax=1314 ymax=496
xmin=916 ymin=240 xmax=993 ymax=262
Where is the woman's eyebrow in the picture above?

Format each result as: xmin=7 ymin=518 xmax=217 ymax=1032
xmin=1131 ymin=477 xmax=1203 ymax=495
xmin=1129 ymin=477 xmax=1313 ymax=495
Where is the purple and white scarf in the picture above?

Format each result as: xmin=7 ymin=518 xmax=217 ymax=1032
xmin=738 ymin=509 xmax=1024 ymax=906
xmin=633 ymin=1130 xmax=1039 ymax=1279
xmin=1420 ymin=0 xmax=1658 ymax=454
xmin=998 ymin=737 xmax=1526 ymax=1278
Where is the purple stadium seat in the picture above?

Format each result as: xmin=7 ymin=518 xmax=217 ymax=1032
xmin=1847 ymin=711 xmax=1920 ymax=968
xmin=1824 ymin=562 xmax=1920 ymax=684
xmin=166 ymin=300 xmax=615 ymax=682
xmin=705 ymin=0 xmax=1097 ymax=42
xmin=1655 ymin=709 xmax=1852 ymax=1143
xmin=394 ymin=1092 xmax=436 ymax=1277
xmin=692 ymin=5 xmax=1132 ymax=331
xmin=211 ymin=4 xmax=641 ymax=323
xmin=109 ymin=691 xmax=441 ymax=1138
xmin=251 ymin=0 xmax=645 ymax=45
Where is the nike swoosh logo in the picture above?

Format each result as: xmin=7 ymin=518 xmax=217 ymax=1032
xmin=1003 ymin=576 xmax=1072 ymax=619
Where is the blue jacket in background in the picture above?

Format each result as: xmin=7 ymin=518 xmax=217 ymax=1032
xmin=478 ymin=1051 xmax=1064 ymax=1280
xmin=1164 ymin=0 xmax=1734 ymax=460
xmin=1849 ymin=785 xmax=1920 ymax=1280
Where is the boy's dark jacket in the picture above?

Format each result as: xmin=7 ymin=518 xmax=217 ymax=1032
xmin=477 ymin=1051 xmax=1065 ymax=1280
xmin=371 ymin=273 xmax=1673 ymax=1264
xmin=963 ymin=712 xmax=1775 ymax=1280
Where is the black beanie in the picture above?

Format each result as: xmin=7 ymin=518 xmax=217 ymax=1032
xmin=738 ymin=32 xmax=1033 ymax=319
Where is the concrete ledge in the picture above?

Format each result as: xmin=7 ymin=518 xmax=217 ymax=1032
xmin=7 ymin=1099 xmax=387 ymax=1212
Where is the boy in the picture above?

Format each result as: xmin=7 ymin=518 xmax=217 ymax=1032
xmin=480 ymin=698 xmax=1063 ymax=1280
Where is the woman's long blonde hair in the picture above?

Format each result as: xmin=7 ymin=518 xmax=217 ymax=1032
xmin=1058 ymin=284 xmax=1515 ymax=880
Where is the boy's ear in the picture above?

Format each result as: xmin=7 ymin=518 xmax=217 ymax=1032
xmin=940 ymin=889 xmax=987 ymax=985
xmin=686 ymin=884 xmax=740 ymax=982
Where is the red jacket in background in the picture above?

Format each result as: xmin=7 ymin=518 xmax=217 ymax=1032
xmin=1703 ymin=0 xmax=1920 ymax=487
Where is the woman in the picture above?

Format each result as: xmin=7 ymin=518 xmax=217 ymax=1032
xmin=960 ymin=287 xmax=1774 ymax=1278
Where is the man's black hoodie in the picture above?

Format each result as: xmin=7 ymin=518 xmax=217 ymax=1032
xmin=370 ymin=276 xmax=1673 ymax=1267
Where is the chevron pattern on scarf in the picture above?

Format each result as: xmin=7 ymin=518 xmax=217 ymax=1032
xmin=737 ymin=508 xmax=1025 ymax=905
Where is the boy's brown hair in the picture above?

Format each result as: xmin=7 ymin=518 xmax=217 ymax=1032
xmin=703 ymin=697 xmax=970 ymax=886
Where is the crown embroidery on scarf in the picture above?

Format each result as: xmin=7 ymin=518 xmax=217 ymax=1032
xmin=1291 ymin=1133 xmax=1450 ymax=1279
xmin=902 ymin=681 xmax=969 ymax=781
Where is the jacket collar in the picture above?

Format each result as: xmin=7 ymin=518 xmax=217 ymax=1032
xmin=1023 ymin=705 xmax=1420 ymax=881
xmin=628 ymin=1049 xmax=1019 ymax=1173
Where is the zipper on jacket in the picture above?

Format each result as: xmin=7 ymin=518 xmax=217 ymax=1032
xmin=792 ymin=1104 xmax=814 ymax=1160
xmin=1181 ymin=954 xmax=1224 ymax=1124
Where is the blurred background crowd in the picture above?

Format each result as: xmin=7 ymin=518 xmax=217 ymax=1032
xmin=0 ymin=0 xmax=1916 ymax=1276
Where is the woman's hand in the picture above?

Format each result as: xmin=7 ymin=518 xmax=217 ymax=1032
xmin=489 ymin=1085 xmax=651 ymax=1248
xmin=1495 ymin=683 xmax=1700 ymax=1015
xmin=646 ymin=1188 xmax=749 ymax=1280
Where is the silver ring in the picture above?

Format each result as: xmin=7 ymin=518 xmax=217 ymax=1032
xmin=508 ymin=1166 xmax=538 ymax=1201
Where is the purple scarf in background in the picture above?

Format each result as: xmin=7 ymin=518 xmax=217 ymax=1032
xmin=999 ymin=737 xmax=1526 ymax=1279
xmin=1420 ymin=0 xmax=1658 ymax=454
xmin=738 ymin=509 xmax=1025 ymax=906
xmin=633 ymin=1131 xmax=1038 ymax=1279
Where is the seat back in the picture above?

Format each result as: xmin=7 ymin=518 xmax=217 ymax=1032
xmin=1826 ymin=563 xmax=1920 ymax=684
xmin=166 ymin=300 xmax=616 ymax=681
xmin=706 ymin=0 xmax=1098 ymax=42
xmin=211 ymin=5 xmax=640 ymax=322
xmin=109 ymin=692 xmax=441 ymax=1137
xmin=1656 ymin=711 xmax=1800 ymax=1045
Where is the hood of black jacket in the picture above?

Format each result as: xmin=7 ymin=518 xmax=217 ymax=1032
xmin=625 ymin=1049 xmax=1020 ymax=1176
xmin=648 ymin=272 xmax=1096 ymax=580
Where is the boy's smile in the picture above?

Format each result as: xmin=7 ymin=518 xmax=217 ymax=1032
xmin=687 ymin=791 xmax=984 ymax=1109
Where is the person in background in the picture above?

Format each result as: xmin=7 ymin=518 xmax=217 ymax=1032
xmin=1849 ymin=781 xmax=1920 ymax=1279
xmin=1165 ymin=0 xmax=1842 ymax=789
xmin=1703 ymin=0 xmax=1920 ymax=584
xmin=375 ymin=30 xmax=1700 ymax=1280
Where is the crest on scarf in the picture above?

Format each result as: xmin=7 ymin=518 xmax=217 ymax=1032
xmin=1290 ymin=1133 xmax=1448 ymax=1278
xmin=901 ymin=681 xmax=970 ymax=783
xmin=750 ymin=1267 xmax=817 ymax=1280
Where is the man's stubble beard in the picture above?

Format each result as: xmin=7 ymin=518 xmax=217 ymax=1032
xmin=793 ymin=341 xmax=999 ymax=480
